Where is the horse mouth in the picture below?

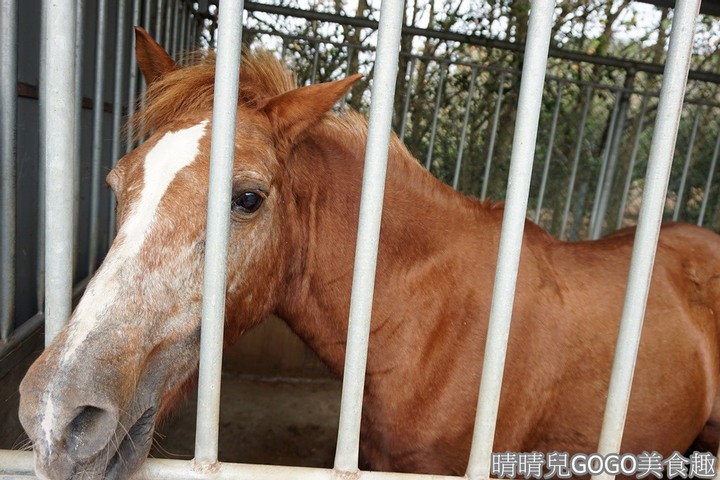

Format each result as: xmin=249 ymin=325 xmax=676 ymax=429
xmin=103 ymin=407 xmax=156 ymax=480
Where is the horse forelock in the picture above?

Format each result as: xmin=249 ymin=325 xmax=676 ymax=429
xmin=129 ymin=50 xmax=297 ymax=140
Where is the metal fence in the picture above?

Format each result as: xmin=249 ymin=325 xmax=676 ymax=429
xmin=0 ymin=0 xmax=711 ymax=479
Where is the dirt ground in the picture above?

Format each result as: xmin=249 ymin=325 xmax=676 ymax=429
xmin=151 ymin=372 xmax=342 ymax=468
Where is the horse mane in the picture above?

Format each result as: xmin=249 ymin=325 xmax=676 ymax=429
xmin=129 ymin=50 xmax=297 ymax=139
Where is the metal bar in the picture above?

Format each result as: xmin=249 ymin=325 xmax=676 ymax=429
xmin=193 ymin=0 xmax=244 ymax=466
xmin=534 ymin=80 xmax=565 ymax=224
xmin=126 ymin=0 xmax=142 ymax=154
xmin=88 ymin=0 xmax=109 ymax=274
xmin=109 ymin=0 xmax=129 ymax=241
xmin=155 ymin=0 xmax=164 ymax=38
xmin=559 ymin=87 xmax=592 ymax=240
xmin=0 ymin=0 xmax=18 ymax=341
xmin=452 ymin=67 xmax=478 ymax=190
xmin=164 ymin=0 xmax=173 ymax=49
xmin=698 ymin=129 xmax=720 ymax=226
xmin=0 ymin=450 xmax=463 ymax=480
xmin=310 ymin=40 xmax=320 ymax=85
xmin=37 ymin=2 xmax=47 ymax=314
xmin=593 ymin=0 xmax=701 ymax=474
xmin=172 ymin=0 xmax=180 ymax=58
xmin=465 ymin=1 xmax=555 ymax=478
xmin=398 ymin=57 xmax=416 ymax=141
xmin=72 ymin=0 xmax=85 ymax=280
xmin=592 ymin=84 xmax=632 ymax=239
xmin=42 ymin=0 xmax=77 ymax=345
xmin=480 ymin=73 xmax=507 ymax=201
xmin=179 ymin=0 xmax=188 ymax=60
xmin=589 ymin=90 xmax=621 ymax=239
xmin=617 ymin=94 xmax=650 ymax=230
xmin=333 ymin=0 xmax=404 ymax=472
xmin=424 ymin=63 xmax=446 ymax=171
xmin=672 ymin=104 xmax=702 ymax=221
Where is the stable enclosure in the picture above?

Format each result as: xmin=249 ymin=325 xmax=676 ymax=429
xmin=2 ymin=0 xmax=720 ymax=479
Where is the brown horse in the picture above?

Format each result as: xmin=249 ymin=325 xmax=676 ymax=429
xmin=18 ymin=28 xmax=720 ymax=479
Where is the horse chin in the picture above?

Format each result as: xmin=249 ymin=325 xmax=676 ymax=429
xmin=34 ymin=406 xmax=157 ymax=480
xmin=103 ymin=406 xmax=156 ymax=480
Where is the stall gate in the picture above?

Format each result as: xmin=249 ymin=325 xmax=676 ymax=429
xmin=0 ymin=0 xmax=715 ymax=479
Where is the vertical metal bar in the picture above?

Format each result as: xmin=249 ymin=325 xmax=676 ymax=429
xmin=465 ymin=1 xmax=555 ymax=478
xmin=72 ymin=0 xmax=85 ymax=280
xmin=333 ymin=0 xmax=404 ymax=472
xmin=593 ymin=0 xmax=700 ymax=474
xmin=42 ymin=0 xmax=77 ymax=345
xmin=37 ymin=2 xmax=48 ymax=313
xmin=592 ymin=84 xmax=632 ymax=239
xmin=155 ymin=0 xmax=164 ymax=38
xmin=398 ymin=57 xmax=416 ymax=141
xmin=126 ymin=0 xmax=142 ymax=154
xmin=0 ymin=0 xmax=18 ymax=340
xmin=310 ymin=40 xmax=320 ymax=85
xmin=452 ymin=67 xmax=478 ymax=190
xmin=560 ymin=86 xmax=592 ymax=240
xmin=193 ymin=0 xmax=244 ymax=466
xmin=88 ymin=0 xmax=109 ymax=274
xmin=698 ymin=129 xmax=720 ymax=227
xmin=424 ymin=63 xmax=446 ymax=171
xmin=617 ymin=94 xmax=650 ymax=230
xmin=481 ymin=73 xmax=507 ymax=201
xmin=164 ymin=0 xmax=173 ymax=49
xmin=534 ymin=80 xmax=565 ymax=224
xmin=672 ymin=104 xmax=702 ymax=221
xmin=109 ymin=0 xmax=129 ymax=241
xmin=172 ymin=0 xmax=180 ymax=58
xmin=589 ymin=90 xmax=621 ymax=238
xmin=179 ymin=1 xmax=187 ymax=60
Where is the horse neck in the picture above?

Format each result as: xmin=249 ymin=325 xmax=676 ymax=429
xmin=275 ymin=116 xmax=497 ymax=376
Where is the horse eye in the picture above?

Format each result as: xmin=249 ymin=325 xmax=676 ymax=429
xmin=232 ymin=191 xmax=264 ymax=213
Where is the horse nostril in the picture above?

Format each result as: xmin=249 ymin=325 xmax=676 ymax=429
xmin=66 ymin=405 xmax=119 ymax=462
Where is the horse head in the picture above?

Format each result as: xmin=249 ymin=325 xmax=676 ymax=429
xmin=18 ymin=28 xmax=359 ymax=480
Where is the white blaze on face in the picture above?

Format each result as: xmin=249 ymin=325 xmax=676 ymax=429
xmin=41 ymin=121 xmax=209 ymax=446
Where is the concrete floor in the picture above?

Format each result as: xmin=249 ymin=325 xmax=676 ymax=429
xmin=151 ymin=373 xmax=342 ymax=468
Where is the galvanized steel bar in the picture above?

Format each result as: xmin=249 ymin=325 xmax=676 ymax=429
xmin=37 ymin=3 xmax=47 ymax=313
xmin=72 ymin=0 xmax=85 ymax=278
xmin=179 ymin=1 xmax=188 ymax=59
xmin=589 ymin=90 xmax=621 ymax=239
xmin=333 ymin=0 xmax=404 ymax=472
xmin=164 ymin=0 xmax=173 ymax=49
xmin=88 ymin=0 xmax=109 ymax=274
xmin=193 ymin=0 xmax=244 ymax=466
xmin=126 ymin=0 xmax=142 ymax=154
xmin=534 ymin=80 xmax=565 ymax=224
xmin=617 ymin=94 xmax=650 ymax=230
xmin=155 ymin=0 xmax=164 ymax=38
xmin=593 ymin=86 xmax=631 ymax=239
xmin=424 ymin=63 xmax=446 ymax=171
xmin=698 ymin=129 xmax=720 ymax=226
xmin=593 ymin=0 xmax=701 ymax=474
xmin=0 ymin=450 xmax=463 ymax=480
xmin=560 ymin=86 xmax=593 ymax=239
xmin=672 ymin=104 xmax=702 ymax=221
xmin=452 ymin=67 xmax=478 ymax=190
xmin=172 ymin=0 xmax=180 ymax=58
xmin=42 ymin=0 xmax=77 ymax=345
xmin=310 ymin=41 xmax=320 ymax=85
xmin=0 ymin=0 xmax=17 ymax=341
xmin=481 ymin=73 xmax=507 ymax=201
xmin=398 ymin=57 xmax=416 ymax=141
xmin=465 ymin=1 xmax=555 ymax=478
xmin=109 ymin=0 xmax=129 ymax=240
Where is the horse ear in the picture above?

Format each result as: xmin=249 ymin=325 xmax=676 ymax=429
xmin=135 ymin=26 xmax=177 ymax=85
xmin=260 ymin=74 xmax=362 ymax=148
